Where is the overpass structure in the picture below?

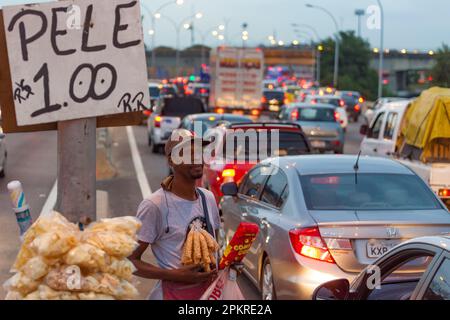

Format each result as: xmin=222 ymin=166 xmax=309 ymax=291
xmin=370 ymin=51 xmax=436 ymax=96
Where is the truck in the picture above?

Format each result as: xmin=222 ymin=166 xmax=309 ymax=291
xmin=359 ymin=87 xmax=450 ymax=209
xmin=209 ymin=47 xmax=264 ymax=116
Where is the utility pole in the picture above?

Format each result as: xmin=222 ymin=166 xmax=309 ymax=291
xmin=354 ymin=9 xmax=365 ymax=38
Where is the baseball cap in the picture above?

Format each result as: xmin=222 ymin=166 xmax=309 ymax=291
xmin=164 ymin=128 xmax=210 ymax=157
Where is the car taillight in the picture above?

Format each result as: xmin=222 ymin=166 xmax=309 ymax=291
xmin=334 ymin=111 xmax=340 ymax=122
xmin=261 ymin=96 xmax=267 ymax=103
xmin=251 ymin=109 xmax=260 ymax=116
xmin=354 ymin=104 xmax=361 ymax=112
xmin=439 ymin=189 xmax=450 ymax=197
xmin=359 ymin=97 xmax=364 ymax=103
xmin=143 ymin=110 xmax=151 ymax=116
xmin=339 ymin=100 xmax=345 ymax=107
xmin=216 ymin=108 xmax=225 ymax=114
xmin=290 ymin=110 xmax=299 ymax=121
xmin=289 ymin=228 xmax=335 ymax=263
xmin=222 ymin=168 xmax=236 ymax=178
xmin=154 ymin=116 xmax=161 ymax=128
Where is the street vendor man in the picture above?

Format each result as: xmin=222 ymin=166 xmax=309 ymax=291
xmin=129 ymin=128 xmax=221 ymax=300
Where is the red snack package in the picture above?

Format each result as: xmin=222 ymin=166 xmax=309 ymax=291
xmin=219 ymin=222 xmax=259 ymax=270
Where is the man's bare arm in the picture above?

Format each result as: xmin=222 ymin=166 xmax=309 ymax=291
xmin=128 ymin=240 xmax=217 ymax=283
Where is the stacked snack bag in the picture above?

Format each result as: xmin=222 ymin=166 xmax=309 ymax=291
xmin=3 ymin=211 xmax=142 ymax=300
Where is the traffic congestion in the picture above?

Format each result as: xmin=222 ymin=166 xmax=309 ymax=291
xmin=0 ymin=0 xmax=449 ymax=304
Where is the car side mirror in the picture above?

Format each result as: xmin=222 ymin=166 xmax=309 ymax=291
xmin=360 ymin=124 xmax=369 ymax=136
xmin=312 ymin=279 xmax=350 ymax=300
xmin=221 ymin=182 xmax=238 ymax=196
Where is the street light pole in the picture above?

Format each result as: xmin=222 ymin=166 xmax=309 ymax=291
xmin=141 ymin=0 xmax=184 ymax=77
xmin=161 ymin=13 xmax=203 ymax=76
xmin=306 ymin=4 xmax=340 ymax=88
xmin=377 ymin=0 xmax=384 ymax=99
xmin=354 ymin=9 xmax=365 ymax=38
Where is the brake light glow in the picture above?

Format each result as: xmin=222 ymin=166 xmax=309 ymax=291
xmin=154 ymin=116 xmax=162 ymax=128
xmin=359 ymin=97 xmax=364 ymax=103
xmin=339 ymin=100 xmax=345 ymax=107
xmin=334 ymin=111 xmax=340 ymax=122
xmin=143 ymin=110 xmax=151 ymax=116
xmin=289 ymin=228 xmax=335 ymax=263
xmin=222 ymin=169 xmax=236 ymax=178
xmin=261 ymin=96 xmax=267 ymax=103
xmin=439 ymin=189 xmax=450 ymax=197
xmin=216 ymin=108 xmax=225 ymax=114
xmin=354 ymin=104 xmax=361 ymax=112
xmin=290 ymin=110 xmax=299 ymax=121
xmin=251 ymin=109 xmax=260 ymax=116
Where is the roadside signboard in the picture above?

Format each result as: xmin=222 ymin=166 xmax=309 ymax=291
xmin=0 ymin=0 xmax=148 ymax=132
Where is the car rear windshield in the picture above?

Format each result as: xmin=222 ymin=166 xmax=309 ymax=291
xmin=149 ymin=86 xmax=160 ymax=97
xmin=316 ymin=98 xmax=340 ymax=106
xmin=341 ymin=95 xmax=358 ymax=105
xmin=297 ymin=108 xmax=335 ymax=122
xmin=161 ymin=87 xmax=176 ymax=95
xmin=264 ymin=91 xmax=284 ymax=100
xmin=161 ymin=98 xmax=205 ymax=117
xmin=222 ymin=130 xmax=310 ymax=161
xmin=300 ymin=173 xmax=442 ymax=210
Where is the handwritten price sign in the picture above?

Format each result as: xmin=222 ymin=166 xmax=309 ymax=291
xmin=2 ymin=0 xmax=149 ymax=126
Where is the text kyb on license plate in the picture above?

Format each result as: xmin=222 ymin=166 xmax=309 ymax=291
xmin=366 ymin=240 xmax=399 ymax=258
xmin=311 ymin=141 xmax=325 ymax=148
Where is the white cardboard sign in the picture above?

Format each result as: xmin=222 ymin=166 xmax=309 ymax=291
xmin=3 ymin=0 xmax=149 ymax=125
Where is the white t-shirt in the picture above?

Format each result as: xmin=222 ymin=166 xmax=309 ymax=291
xmin=136 ymin=187 xmax=220 ymax=299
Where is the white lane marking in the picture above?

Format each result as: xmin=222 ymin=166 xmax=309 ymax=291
xmin=40 ymin=179 xmax=57 ymax=216
xmin=126 ymin=126 xmax=152 ymax=199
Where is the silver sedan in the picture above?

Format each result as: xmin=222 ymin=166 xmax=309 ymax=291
xmin=219 ymin=155 xmax=450 ymax=300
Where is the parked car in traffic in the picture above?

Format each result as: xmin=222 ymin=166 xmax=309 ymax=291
xmin=359 ymin=88 xmax=450 ymax=209
xmin=142 ymin=82 xmax=163 ymax=122
xmin=313 ymin=236 xmax=450 ymax=300
xmin=179 ymin=113 xmax=251 ymax=137
xmin=336 ymin=91 xmax=364 ymax=122
xmin=202 ymin=122 xmax=312 ymax=203
xmin=278 ymin=103 xmax=345 ymax=154
xmin=303 ymin=95 xmax=348 ymax=130
xmin=219 ymin=155 xmax=450 ymax=299
xmin=261 ymin=89 xmax=286 ymax=114
xmin=147 ymin=97 xmax=207 ymax=153
xmin=363 ymin=97 xmax=406 ymax=125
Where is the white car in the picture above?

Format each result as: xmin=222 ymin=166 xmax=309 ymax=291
xmin=304 ymin=95 xmax=348 ymax=131
xmin=147 ymin=97 xmax=207 ymax=153
xmin=363 ymin=97 xmax=406 ymax=125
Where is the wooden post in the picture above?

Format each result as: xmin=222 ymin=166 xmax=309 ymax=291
xmin=55 ymin=118 xmax=96 ymax=223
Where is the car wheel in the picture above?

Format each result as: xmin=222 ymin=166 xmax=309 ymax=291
xmin=261 ymin=257 xmax=276 ymax=300
xmin=0 ymin=155 xmax=6 ymax=178
xmin=151 ymin=140 xmax=159 ymax=153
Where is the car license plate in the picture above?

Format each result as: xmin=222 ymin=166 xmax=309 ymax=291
xmin=311 ymin=140 xmax=325 ymax=148
xmin=232 ymin=110 xmax=244 ymax=115
xmin=269 ymin=105 xmax=280 ymax=112
xmin=164 ymin=119 xmax=172 ymax=123
xmin=366 ymin=240 xmax=399 ymax=258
